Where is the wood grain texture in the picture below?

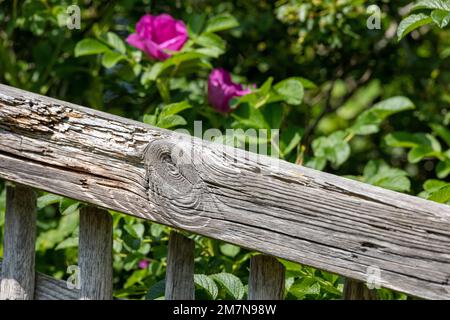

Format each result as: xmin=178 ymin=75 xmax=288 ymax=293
xmin=1 ymin=84 xmax=450 ymax=299
xmin=79 ymin=206 xmax=113 ymax=300
xmin=343 ymin=279 xmax=378 ymax=300
xmin=0 ymin=261 xmax=79 ymax=300
xmin=165 ymin=231 xmax=195 ymax=300
xmin=0 ymin=185 xmax=36 ymax=300
xmin=248 ymin=255 xmax=285 ymax=300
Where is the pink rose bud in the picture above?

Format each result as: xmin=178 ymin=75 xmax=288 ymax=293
xmin=138 ymin=259 xmax=149 ymax=269
xmin=126 ymin=14 xmax=188 ymax=61
xmin=208 ymin=68 xmax=252 ymax=113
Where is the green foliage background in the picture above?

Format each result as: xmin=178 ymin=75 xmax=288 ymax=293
xmin=0 ymin=0 xmax=449 ymax=299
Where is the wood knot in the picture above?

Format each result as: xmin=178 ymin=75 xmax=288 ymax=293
xmin=143 ymin=139 xmax=212 ymax=229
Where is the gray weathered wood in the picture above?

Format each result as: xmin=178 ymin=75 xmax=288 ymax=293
xmin=1 ymin=84 xmax=450 ymax=299
xmin=343 ymin=279 xmax=378 ymax=300
xmin=0 ymin=260 xmax=79 ymax=300
xmin=79 ymin=206 xmax=113 ymax=300
xmin=248 ymin=255 xmax=285 ymax=300
xmin=0 ymin=184 xmax=36 ymax=300
xmin=165 ymin=231 xmax=195 ymax=300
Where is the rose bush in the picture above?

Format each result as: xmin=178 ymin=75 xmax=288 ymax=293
xmin=0 ymin=0 xmax=448 ymax=300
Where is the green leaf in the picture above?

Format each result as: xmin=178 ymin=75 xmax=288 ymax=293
xmin=430 ymin=124 xmax=450 ymax=146
xmin=37 ymin=193 xmax=63 ymax=209
xmin=160 ymin=101 xmax=192 ymax=118
xmin=429 ymin=185 xmax=450 ymax=203
xmin=156 ymin=115 xmax=187 ymax=129
xmin=195 ymin=32 xmax=226 ymax=51
xmin=393 ymin=133 xmax=443 ymax=163
xmin=55 ymin=237 xmax=78 ymax=250
xmin=397 ymin=14 xmax=433 ymax=41
xmin=210 ymin=273 xmax=245 ymax=300
xmin=436 ymin=159 xmax=450 ymax=178
xmin=431 ymin=9 xmax=450 ymax=27
xmin=274 ymin=78 xmax=304 ymax=105
xmin=124 ymin=223 xmax=145 ymax=239
xmin=205 ymin=14 xmax=239 ymax=33
xmin=194 ymin=274 xmax=219 ymax=299
xmin=312 ymin=131 xmax=350 ymax=166
xmin=59 ymin=198 xmax=80 ymax=215
xmin=424 ymin=179 xmax=449 ymax=192
xmin=407 ymin=145 xmax=441 ymax=163
xmin=351 ymin=97 xmax=414 ymax=135
xmin=74 ymin=38 xmax=110 ymax=57
xmin=105 ymin=32 xmax=126 ymax=54
xmin=305 ymin=157 xmax=327 ymax=171
xmin=289 ymin=278 xmax=321 ymax=298
xmin=363 ymin=160 xmax=411 ymax=192
xmin=146 ymin=279 xmax=166 ymax=300
xmin=143 ymin=52 xmax=208 ymax=81
xmin=143 ymin=114 xmax=157 ymax=126
xmin=385 ymin=132 xmax=431 ymax=148
xmin=101 ymin=51 xmax=125 ymax=68
xmin=219 ymin=244 xmax=241 ymax=258
xmin=412 ymin=0 xmax=450 ymax=11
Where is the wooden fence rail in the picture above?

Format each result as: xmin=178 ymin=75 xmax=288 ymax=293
xmin=0 ymin=84 xmax=450 ymax=300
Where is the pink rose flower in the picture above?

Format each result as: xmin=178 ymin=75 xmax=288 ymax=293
xmin=126 ymin=14 xmax=188 ymax=61
xmin=208 ymin=68 xmax=252 ymax=113
xmin=138 ymin=259 xmax=149 ymax=269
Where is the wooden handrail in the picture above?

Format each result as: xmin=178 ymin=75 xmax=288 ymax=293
xmin=1 ymin=83 xmax=450 ymax=299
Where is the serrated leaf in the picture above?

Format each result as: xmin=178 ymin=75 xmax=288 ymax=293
xmin=424 ymin=179 xmax=449 ymax=192
xmin=210 ymin=273 xmax=245 ymax=300
xmin=363 ymin=160 xmax=411 ymax=192
xmin=429 ymin=185 xmax=450 ymax=203
xmin=274 ymin=78 xmax=304 ymax=105
xmin=431 ymin=9 xmax=450 ymax=27
xmin=205 ymin=14 xmax=239 ymax=33
xmin=74 ymin=38 xmax=110 ymax=57
xmin=397 ymin=14 xmax=433 ymax=40
xmin=412 ymin=0 xmax=450 ymax=11
xmin=194 ymin=274 xmax=219 ymax=299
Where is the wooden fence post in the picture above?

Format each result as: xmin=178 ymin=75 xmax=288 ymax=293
xmin=343 ymin=278 xmax=378 ymax=300
xmin=79 ymin=206 xmax=113 ymax=300
xmin=0 ymin=184 xmax=37 ymax=300
xmin=165 ymin=231 xmax=195 ymax=300
xmin=248 ymin=255 xmax=285 ymax=300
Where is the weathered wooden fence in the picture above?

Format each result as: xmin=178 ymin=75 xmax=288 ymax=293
xmin=0 ymin=84 xmax=449 ymax=300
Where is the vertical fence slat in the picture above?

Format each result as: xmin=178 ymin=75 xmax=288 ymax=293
xmin=0 ymin=185 xmax=37 ymax=300
xmin=165 ymin=231 xmax=195 ymax=300
xmin=79 ymin=206 xmax=113 ymax=300
xmin=248 ymin=255 xmax=285 ymax=300
xmin=343 ymin=279 xmax=378 ymax=300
